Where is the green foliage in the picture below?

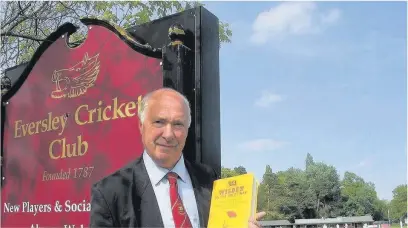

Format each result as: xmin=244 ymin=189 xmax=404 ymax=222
xmin=306 ymin=162 xmax=342 ymax=218
xmin=389 ymin=184 xmax=407 ymax=220
xmin=221 ymin=166 xmax=247 ymax=178
xmin=1 ymin=1 xmax=232 ymax=69
xmin=372 ymin=199 xmax=389 ymax=221
xmin=221 ymin=166 xmax=241 ymax=178
xmin=305 ymin=153 xmax=314 ymax=169
xmin=233 ymin=166 xmax=247 ymax=175
xmin=221 ymin=153 xmax=403 ymax=222
xmin=219 ymin=21 xmax=233 ymax=44
xmin=340 ymin=171 xmax=379 ymax=217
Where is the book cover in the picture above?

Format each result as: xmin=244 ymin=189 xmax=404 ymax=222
xmin=207 ymin=173 xmax=259 ymax=228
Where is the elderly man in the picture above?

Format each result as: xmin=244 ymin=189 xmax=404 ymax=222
xmin=90 ymin=88 xmax=265 ymax=228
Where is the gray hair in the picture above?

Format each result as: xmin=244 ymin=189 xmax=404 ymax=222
xmin=138 ymin=88 xmax=192 ymax=128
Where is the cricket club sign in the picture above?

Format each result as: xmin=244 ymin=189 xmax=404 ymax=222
xmin=1 ymin=19 xmax=163 ymax=227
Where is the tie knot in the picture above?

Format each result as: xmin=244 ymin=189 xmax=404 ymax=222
xmin=167 ymin=172 xmax=179 ymax=184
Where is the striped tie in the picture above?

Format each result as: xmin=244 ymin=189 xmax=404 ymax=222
xmin=167 ymin=172 xmax=193 ymax=228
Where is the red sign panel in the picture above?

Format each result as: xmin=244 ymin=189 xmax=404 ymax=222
xmin=1 ymin=20 xmax=162 ymax=227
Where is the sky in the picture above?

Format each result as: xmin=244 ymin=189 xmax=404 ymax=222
xmin=203 ymin=1 xmax=407 ymax=201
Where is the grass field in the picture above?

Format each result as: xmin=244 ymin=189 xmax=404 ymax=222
xmin=391 ymin=224 xmax=406 ymax=228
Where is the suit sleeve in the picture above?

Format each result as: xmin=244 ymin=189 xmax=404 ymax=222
xmin=89 ymin=185 xmax=115 ymax=227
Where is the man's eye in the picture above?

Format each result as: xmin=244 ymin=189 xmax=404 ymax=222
xmin=174 ymin=123 xmax=184 ymax=127
xmin=153 ymin=120 xmax=164 ymax=125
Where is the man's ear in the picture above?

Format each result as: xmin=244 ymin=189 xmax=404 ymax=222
xmin=139 ymin=121 xmax=143 ymax=133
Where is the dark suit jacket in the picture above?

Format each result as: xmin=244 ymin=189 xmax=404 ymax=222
xmin=89 ymin=155 xmax=219 ymax=228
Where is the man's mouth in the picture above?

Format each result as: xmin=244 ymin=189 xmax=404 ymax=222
xmin=156 ymin=143 xmax=176 ymax=148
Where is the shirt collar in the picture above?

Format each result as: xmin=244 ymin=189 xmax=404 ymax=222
xmin=143 ymin=151 xmax=188 ymax=186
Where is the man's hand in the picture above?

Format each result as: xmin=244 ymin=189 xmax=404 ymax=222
xmin=248 ymin=211 xmax=266 ymax=228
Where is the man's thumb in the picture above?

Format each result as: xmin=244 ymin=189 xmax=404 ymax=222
xmin=256 ymin=211 xmax=266 ymax=220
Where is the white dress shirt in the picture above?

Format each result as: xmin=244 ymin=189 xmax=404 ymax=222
xmin=143 ymin=152 xmax=201 ymax=228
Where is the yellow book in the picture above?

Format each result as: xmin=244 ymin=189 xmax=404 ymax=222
xmin=207 ymin=173 xmax=259 ymax=228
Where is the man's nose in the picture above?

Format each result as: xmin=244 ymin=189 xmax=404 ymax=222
xmin=162 ymin=124 xmax=175 ymax=140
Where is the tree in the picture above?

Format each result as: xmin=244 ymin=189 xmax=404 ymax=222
xmin=340 ymin=172 xmax=380 ymax=218
xmin=0 ymin=1 xmax=232 ymax=70
xmin=372 ymin=199 xmax=389 ymax=221
xmin=221 ymin=167 xmax=236 ymax=178
xmin=221 ymin=166 xmax=245 ymax=178
xmin=277 ymin=167 xmax=316 ymax=220
xmin=305 ymin=153 xmax=314 ymax=170
xmin=389 ymin=184 xmax=407 ymax=220
xmin=233 ymin=166 xmax=247 ymax=175
xmin=258 ymin=165 xmax=280 ymax=219
xmin=257 ymin=165 xmax=316 ymax=221
xmin=306 ymin=162 xmax=342 ymax=218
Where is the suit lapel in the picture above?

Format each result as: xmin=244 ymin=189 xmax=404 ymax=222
xmin=185 ymin=161 xmax=213 ymax=228
xmin=132 ymin=157 xmax=165 ymax=228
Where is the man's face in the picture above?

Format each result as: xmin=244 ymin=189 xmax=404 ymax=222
xmin=139 ymin=91 xmax=189 ymax=169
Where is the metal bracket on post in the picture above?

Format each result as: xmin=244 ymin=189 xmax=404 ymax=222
xmin=1 ymin=76 xmax=11 ymax=97
xmin=0 ymin=76 xmax=10 ymax=188
xmin=161 ymin=23 xmax=197 ymax=164
xmin=161 ymin=23 xmax=191 ymax=93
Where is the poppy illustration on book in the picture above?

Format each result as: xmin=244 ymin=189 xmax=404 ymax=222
xmin=223 ymin=210 xmax=238 ymax=228
xmin=208 ymin=173 xmax=260 ymax=228
xmin=1 ymin=18 xmax=162 ymax=227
